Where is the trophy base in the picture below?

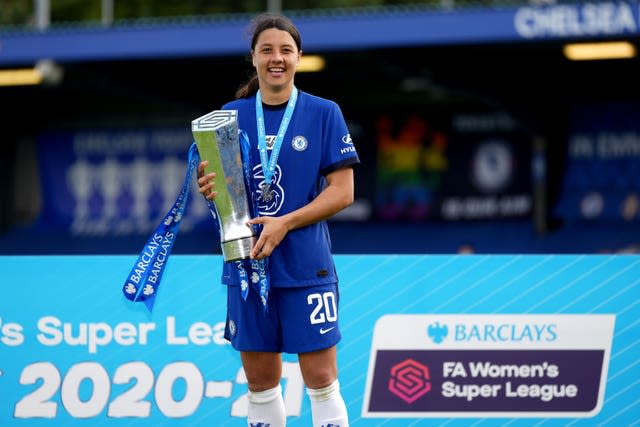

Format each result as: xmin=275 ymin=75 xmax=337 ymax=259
xmin=221 ymin=236 xmax=257 ymax=262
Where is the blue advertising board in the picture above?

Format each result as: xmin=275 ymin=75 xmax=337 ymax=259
xmin=2 ymin=2 xmax=640 ymax=65
xmin=1 ymin=254 xmax=639 ymax=426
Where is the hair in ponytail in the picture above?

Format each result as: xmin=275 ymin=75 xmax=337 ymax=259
xmin=235 ymin=74 xmax=259 ymax=99
xmin=235 ymin=13 xmax=302 ymax=99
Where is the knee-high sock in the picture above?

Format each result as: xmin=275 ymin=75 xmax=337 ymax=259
xmin=306 ymin=379 xmax=349 ymax=427
xmin=247 ymin=384 xmax=286 ymax=427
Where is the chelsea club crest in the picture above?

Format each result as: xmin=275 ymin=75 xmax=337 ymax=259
xmin=291 ymin=135 xmax=308 ymax=151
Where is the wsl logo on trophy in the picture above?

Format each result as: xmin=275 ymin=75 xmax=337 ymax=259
xmin=192 ymin=110 xmax=257 ymax=262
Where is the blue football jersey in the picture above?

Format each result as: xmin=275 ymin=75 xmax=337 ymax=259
xmin=219 ymin=90 xmax=360 ymax=288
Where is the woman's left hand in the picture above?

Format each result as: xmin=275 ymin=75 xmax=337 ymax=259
xmin=247 ymin=216 xmax=290 ymax=260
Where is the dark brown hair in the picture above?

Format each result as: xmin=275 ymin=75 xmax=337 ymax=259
xmin=235 ymin=13 xmax=302 ymax=99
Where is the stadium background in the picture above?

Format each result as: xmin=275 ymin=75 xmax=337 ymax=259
xmin=1 ymin=2 xmax=640 ymax=427
xmin=1 ymin=0 xmax=639 ymax=255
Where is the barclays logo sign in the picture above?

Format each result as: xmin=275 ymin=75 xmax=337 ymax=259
xmin=364 ymin=314 xmax=615 ymax=418
xmin=427 ymin=321 xmax=448 ymax=344
xmin=427 ymin=320 xmax=558 ymax=344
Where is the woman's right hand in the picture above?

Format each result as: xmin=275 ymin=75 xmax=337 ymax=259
xmin=197 ymin=160 xmax=217 ymax=201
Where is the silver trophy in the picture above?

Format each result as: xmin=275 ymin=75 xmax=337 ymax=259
xmin=192 ymin=110 xmax=257 ymax=262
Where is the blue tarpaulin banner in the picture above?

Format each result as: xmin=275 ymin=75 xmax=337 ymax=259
xmin=35 ymin=128 xmax=211 ymax=235
xmin=556 ymin=101 xmax=640 ymax=223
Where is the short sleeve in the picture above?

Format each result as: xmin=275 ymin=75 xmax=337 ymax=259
xmin=320 ymin=101 xmax=360 ymax=176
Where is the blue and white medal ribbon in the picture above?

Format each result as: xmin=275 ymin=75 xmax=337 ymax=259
xmin=255 ymin=86 xmax=298 ymax=202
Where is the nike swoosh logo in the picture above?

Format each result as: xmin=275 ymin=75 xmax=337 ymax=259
xmin=319 ymin=327 xmax=335 ymax=335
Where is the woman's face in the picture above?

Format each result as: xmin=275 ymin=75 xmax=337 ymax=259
xmin=252 ymin=27 xmax=300 ymax=94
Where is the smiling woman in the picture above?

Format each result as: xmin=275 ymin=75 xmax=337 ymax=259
xmin=234 ymin=13 xmax=302 ymax=102
xmin=195 ymin=12 xmax=360 ymax=427
xmin=251 ymin=26 xmax=301 ymax=103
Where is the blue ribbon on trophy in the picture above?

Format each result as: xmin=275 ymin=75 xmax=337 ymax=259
xmin=121 ymin=143 xmax=199 ymax=312
xmin=122 ymin=110 xmax=270 ymax=313
xmin=236 ymin=129 xmax=269 ymax=309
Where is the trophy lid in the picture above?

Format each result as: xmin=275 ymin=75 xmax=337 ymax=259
xmin=192 ymin=110 xmax=238 ymax=132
